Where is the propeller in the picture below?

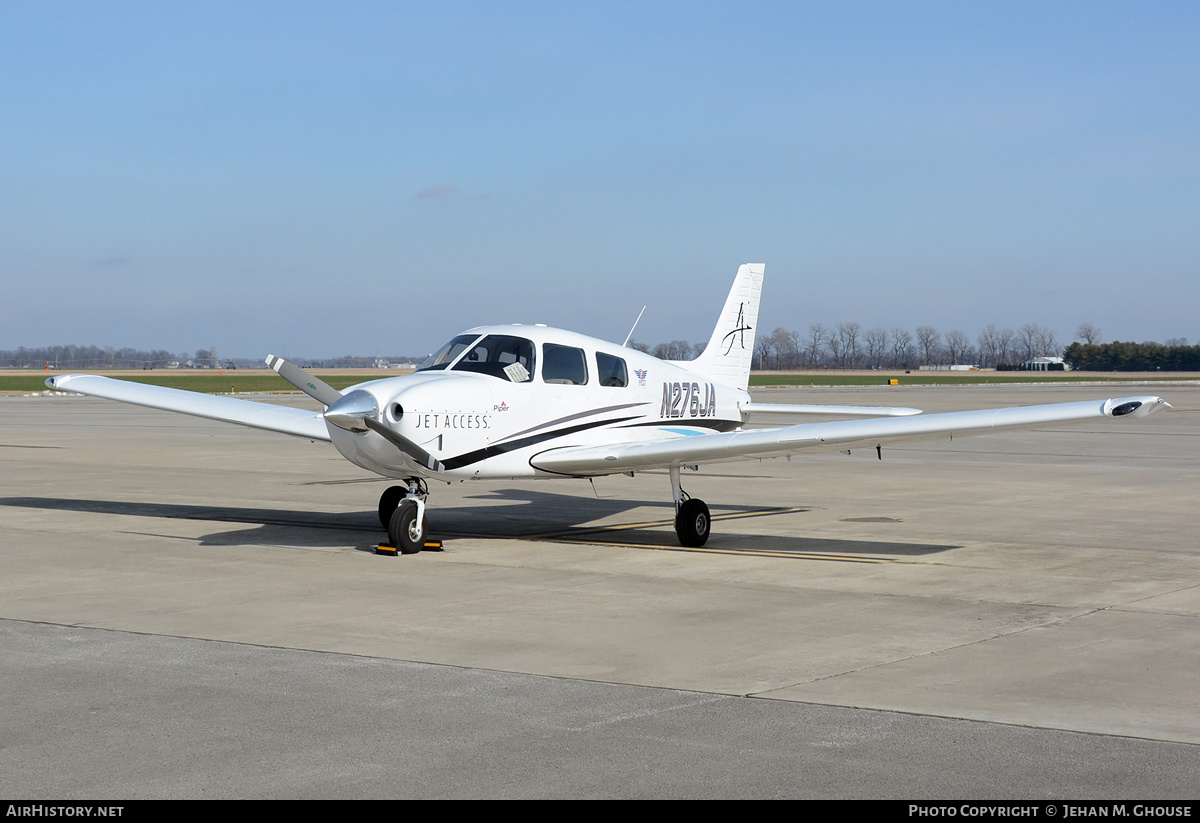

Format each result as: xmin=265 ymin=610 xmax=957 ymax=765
xmin=363 ymin=417 xmax=445 ymax=474
xmin=266 ymin=355 xmax=444 ymax=473
xmin=322 ymin=389 xmax=446 ymax=474
xmin=264 ymin=354 xmax=343 ymax=407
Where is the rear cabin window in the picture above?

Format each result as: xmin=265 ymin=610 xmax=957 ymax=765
xmin=596 ymin=352 xmax=628 ymax=387
xmin=449 ymin=335 xmax=535 ymax=382
xmin=542 ymin=344 xmax=588 ymax=385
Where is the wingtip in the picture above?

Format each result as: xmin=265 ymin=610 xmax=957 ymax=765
xmin=1102 ymin=396 xmax=1172 ymax=418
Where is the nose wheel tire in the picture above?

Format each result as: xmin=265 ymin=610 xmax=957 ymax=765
xmin=674 ymin=498 xmax=711 ymax=547
xmin=388 ymin=499 xmax=427 ymax=555
xmin=378 ymin=485 xmax=406 ymax=529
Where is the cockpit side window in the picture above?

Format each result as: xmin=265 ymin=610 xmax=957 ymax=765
xmin=416 ymin=334 xmax=481 ymax=372
xmin=450 ymin=335 xmax=535 ymax=382
xmin=596 ymin=352 xmax=628 ymax=387
xmin=542 ymin=344 xmax=588 ymax=385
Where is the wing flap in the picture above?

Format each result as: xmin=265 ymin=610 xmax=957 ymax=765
xmin=530 ymin=396 xmax=1169 ymax=476
xmin=45 ymin=374 xmax=331 ymax=441
xmin=741 ymin=402 xmax=922 ymax=423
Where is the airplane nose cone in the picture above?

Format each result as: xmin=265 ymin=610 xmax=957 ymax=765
xmin=323 ymin=389 xmax=378 ymax=432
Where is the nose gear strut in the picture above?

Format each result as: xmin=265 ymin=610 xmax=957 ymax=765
xmin=377 ymin=478 xmax=441 ymax=555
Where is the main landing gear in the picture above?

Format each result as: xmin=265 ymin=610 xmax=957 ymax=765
xmin=670 ymin=466 xmax=710 ymax=547
xmin=378 ymin=479 xmax=433 ymax=555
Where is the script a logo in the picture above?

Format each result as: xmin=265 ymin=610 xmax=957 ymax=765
xmin=720 ymin=302 xmax=752 ymax=355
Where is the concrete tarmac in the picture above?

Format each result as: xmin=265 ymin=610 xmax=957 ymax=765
xmin=2 ymin=383 xmax=1198 ymax=798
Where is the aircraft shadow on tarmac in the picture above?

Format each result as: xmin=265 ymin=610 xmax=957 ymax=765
xmin=0 ymin=491 xmax=958 ymax=560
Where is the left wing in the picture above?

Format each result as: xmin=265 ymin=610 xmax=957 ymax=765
xmin=530 ymin=395 xmax=1169 ymax=476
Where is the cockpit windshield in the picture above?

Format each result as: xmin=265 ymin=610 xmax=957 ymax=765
xmin=451 ymin=335 xmax=535 ymax=382
xmin=416 ymin=333 xmax=536 ymax=382
xmin=416 ymin=334 xmax=482 ymax=372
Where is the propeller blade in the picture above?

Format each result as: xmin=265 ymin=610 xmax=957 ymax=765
xmin=363 ymin=417 xmax=445 ymax=474
xmin=322 ymin=391 xmax=445 ymax=473
xmin=265 ymin=354 xmax=343 ymax=407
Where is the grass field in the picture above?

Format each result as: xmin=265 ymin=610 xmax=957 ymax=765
xmin=4 ymin=369 xmax=1195 ymax=394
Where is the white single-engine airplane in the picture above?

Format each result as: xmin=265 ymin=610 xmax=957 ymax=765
xmin=46 ymin=264 xmax=1169 ymax=554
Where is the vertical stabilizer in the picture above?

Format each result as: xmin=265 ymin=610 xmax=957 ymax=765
xmin=689 ymin=263 xmax=764 ymax=390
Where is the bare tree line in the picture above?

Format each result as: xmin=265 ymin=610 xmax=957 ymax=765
xmin=0 ymin=345 xmax=209 ymax=370
xmin=0 ymin=345 xmax=425 ymax=370
xmin=635 ymin=321 xmax=1072 ymax=370
xmin=17 ymin=321 xmax=1187 ymax=373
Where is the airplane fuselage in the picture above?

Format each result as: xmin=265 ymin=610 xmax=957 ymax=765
xmin=326 ymin=325 xmax=750 ymax=481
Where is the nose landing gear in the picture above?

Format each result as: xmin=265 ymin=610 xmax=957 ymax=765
xmin=377 ymin=479 xmax=438 ymax=555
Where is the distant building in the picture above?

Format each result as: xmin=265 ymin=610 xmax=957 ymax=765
xmin=1022 ymin=356 xmax=1069 ymax=371
xmin=918 ymin=364 xmax=980 ymax=371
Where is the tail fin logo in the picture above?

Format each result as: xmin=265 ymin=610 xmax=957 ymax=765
xmin=720 ymin=302 xmax=753 ymax=355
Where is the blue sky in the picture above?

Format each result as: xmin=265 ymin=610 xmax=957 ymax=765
xmin=2 ymin=1 xmax=1196 ymax=357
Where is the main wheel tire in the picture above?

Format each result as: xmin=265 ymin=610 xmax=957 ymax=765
xmin=674 ymin=498 xmax=711 ymax=547
xmin=388 ymin=499 xmax=426 ymax=555
xmin=378 ymin=485 xmax=405 ymax=529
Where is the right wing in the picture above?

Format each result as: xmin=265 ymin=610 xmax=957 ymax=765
xmin=44 ymin=374 xmax=331 ymax=441
xmin=530 ymin=395 xmax=1169 ymax=476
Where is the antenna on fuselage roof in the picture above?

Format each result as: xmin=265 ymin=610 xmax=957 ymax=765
xmin=622 ymin=305 xmax=647 ymax=348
